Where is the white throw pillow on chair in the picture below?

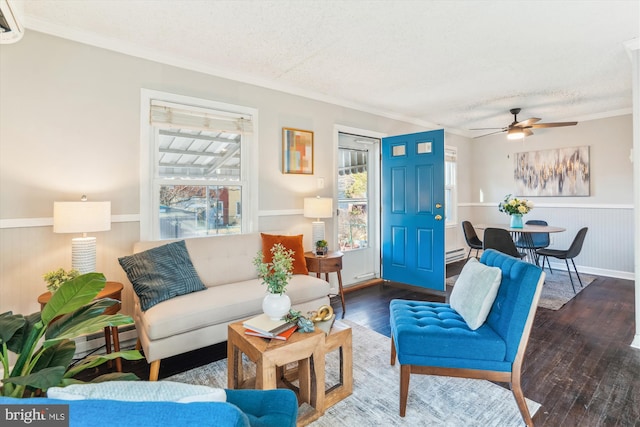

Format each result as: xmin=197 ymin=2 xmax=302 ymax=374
xmin=450 ymin=258 xmax=502 ymax=330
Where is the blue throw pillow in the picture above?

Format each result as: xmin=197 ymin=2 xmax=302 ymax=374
xmin=119 ymin=240 xmax=206 ymax=311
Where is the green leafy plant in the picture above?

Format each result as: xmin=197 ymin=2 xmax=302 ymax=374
xmin=315 ymin=240 xmax=328 ymax=248
xmin=253 ymin=243 xmax=294 ymax=295
xmin=0 ymin=273 xmax=143 ymax=398
xmin=43 ymin=268 xmax=80 ymax=293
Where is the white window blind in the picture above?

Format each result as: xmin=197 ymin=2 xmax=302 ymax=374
xmin=150 ymin=100 xmax=253 ymax=133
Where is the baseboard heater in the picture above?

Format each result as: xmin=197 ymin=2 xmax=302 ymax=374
xmin=446 ymin=248 xmax=466 ymax=264
xmin=73 ymin=324 xmax=138 ymax=358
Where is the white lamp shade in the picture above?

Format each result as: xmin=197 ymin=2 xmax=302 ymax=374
xmin=303 ymin=197 xmax=333 ymax=219
xmin=53 ymin=201 xmax=111 ymax=233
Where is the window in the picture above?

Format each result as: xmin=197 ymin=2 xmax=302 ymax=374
xmin=140 ymin=90 xmax=257 ymax=240
xmin=444 ymin=147 xmax=457 ymax=226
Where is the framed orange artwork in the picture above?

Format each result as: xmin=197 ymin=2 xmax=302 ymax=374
xmin=282 ymin=128 xmax=314 ymax=174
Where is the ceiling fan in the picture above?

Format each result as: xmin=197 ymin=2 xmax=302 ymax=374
xmin=471 ymin=108 xmax=578 ymax=139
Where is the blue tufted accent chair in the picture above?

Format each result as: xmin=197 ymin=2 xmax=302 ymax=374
xmin=389 ymin=249 xmax=545 ymax=427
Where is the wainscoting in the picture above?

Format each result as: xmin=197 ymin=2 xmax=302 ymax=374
xmin=457 ymin=203 xmax=634 ymax=279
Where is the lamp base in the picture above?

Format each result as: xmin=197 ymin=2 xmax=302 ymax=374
xmin=311 ymin=221 xmax=325 ymax=247
xmin=71 ymin=237 xmax=97 ymax=274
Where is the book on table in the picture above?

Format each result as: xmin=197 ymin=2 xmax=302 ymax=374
xmin=245 ymin=324 xmax=298 ymax=341
xmin=242 ymin=313 xmax=294 ymax=337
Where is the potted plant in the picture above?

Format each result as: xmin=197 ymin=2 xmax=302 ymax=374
xmin=253 ymin=243 xmax=294 ymax=320
xmin=498 ymin=194 xmax=534 ymax=228
xmin=315 ymin=240 xmax=328 ymax=256
xmin=43 ymin=268 xmax=80 ymax=293
xmin=0 ymin=273 xmax=143 ymax=398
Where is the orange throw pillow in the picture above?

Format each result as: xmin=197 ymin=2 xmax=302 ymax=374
xmin=260 ymin=233 xmax=309 ymax=275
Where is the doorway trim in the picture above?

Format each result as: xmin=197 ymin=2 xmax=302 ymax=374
xmin=333 ymin=124 xmax=387 ymax=286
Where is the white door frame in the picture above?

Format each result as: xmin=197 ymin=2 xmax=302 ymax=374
xmin=333 ymin=124 xmax=386 ymax=287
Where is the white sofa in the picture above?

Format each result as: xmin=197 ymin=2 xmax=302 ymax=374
xmin=131 ymin=233 xmax=330 ymax=380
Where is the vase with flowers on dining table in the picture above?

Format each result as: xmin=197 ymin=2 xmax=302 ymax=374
xmin=498 ymin=194 xmax=534 ymax=229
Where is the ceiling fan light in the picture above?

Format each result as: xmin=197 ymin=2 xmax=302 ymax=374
xmin=507 ymin=128 xmax=525 ymax=140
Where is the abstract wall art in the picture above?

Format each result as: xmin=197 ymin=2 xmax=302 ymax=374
xmin=513 ymin=146 xmax=590 ymax=196
xmin=282 ymin=128 xmax=314 ymax=174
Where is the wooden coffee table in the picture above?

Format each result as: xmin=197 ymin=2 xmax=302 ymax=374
xmin=322 ymin=320 xmax=353 ymax=408
xmin=227 ymin=321 xmax=326 ymax=426
xmin=280 ymin=320 xmax=353 ymax=410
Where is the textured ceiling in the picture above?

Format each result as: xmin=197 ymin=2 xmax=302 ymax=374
xmin=17 ymin=0 xmax=640 ymax=137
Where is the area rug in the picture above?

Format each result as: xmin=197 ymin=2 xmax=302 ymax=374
xmin=446 ymin=270 xmax=596 ymax=311
xmin=167 ymin=321 xmax=540 ymax=426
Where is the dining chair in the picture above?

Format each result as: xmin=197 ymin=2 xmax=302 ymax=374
xmin=515 ymin=219 xmax=550 ymax=264
xmin=461 ymin=221 xmax=483 ymax=261
xmin=515 ymin=220 xmax=550 ymax=249
xmin=483 ymin=228 xmax=526 ymax=259
xmin=536 ymin=227 xmax=588 ymax=294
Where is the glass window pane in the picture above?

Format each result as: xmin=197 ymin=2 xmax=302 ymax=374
xmin=392 ymin=145 xmax=406 ymax=157
xmin=338 ymin=201 xmax=369 ymax=250
xmin=158 ymin=129 xmax=241 ymax=180
xmin=338 ymin=146 xmax=369 ymax=252
xmin=416 ymin=141 xmax=432 ymax=154
xmin=159 ymin=185 xmax=241 ymax=239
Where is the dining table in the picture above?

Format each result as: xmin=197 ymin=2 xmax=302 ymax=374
xmin=475 ymin=223 xmax=566 ymax=264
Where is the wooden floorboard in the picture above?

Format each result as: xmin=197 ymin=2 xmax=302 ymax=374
xmin=78 ymin=260 xmax=639 ymax=426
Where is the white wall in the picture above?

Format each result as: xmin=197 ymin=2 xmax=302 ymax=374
xmin=0 ymin=31 xmax=426 ymax=316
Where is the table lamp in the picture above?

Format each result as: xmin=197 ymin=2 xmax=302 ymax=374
xmin=53 ymin=196 xmax=111 ymax=274
xmin=303 ymin=196 xmax=333 ymax=245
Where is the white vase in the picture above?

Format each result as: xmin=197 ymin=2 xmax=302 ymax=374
xmin=262 ymin=293 xmax=291 ymax=320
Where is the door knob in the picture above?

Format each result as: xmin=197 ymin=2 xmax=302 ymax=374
xmin=435 ymin=203 xmax=442 ymax=209
xmin=435 ymin=215 xmax=443 ymax=220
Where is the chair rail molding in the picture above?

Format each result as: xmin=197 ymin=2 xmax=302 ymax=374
xmin=0 ymin=214 xmax=140 ymax=229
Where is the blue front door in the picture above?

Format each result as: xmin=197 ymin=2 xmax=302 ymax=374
xmin=381 ymin=130 xmax=445 ymax=290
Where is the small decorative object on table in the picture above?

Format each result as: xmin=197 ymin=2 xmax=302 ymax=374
xmin=498 ymin=194 xmax=534 ymax=229
xmin=43 ymin=267 xmax=80 ymax=293
xmin=309 ymin=305 xmax=336 ymax=335
xmin=283 ymin=305 xmax=336 ymax=335
xmin=253 ymin=243 xmax=294 ymax=320
xmin=315 ymin=240 xmax=328 ymax=256
xmin=285 ymin=308 xmax=315 ymax=333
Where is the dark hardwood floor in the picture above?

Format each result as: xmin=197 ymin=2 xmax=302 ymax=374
xmin=83 ymin=260 xmax=639 ymax=426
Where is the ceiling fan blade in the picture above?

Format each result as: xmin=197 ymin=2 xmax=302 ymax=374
xmin=523 ymin=128 xmax=534 ymax=137
xmin=473 ymin=129 xmax=507 ymax=139
xmin=530 ymin=121 xmax=578 ymax=128
xmin=515 ymin=117 xmax=541 ymax=127
xmin=469 ymin=127 xmax=506 ymax=130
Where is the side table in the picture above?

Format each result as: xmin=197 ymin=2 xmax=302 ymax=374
xmin=38 ymin=281 xmax=124 ymax=372
xmin=227 ymin=321 xmax=326 ymax=426
xmin=304 ymin=251 xmax=346 ymax=317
